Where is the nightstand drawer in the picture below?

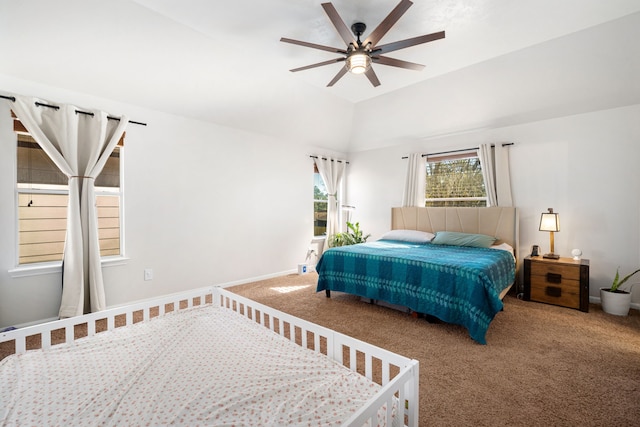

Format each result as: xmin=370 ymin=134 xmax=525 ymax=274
xmin=530 ymin=262 xmax=580 ymax=281
xmin=529 ymin=276 xmax=580 ymax=309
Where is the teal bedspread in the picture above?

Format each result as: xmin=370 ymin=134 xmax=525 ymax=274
xmin=316 ymin=240 xmax=516 ymax=344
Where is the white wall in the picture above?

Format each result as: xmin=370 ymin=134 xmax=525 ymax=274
xmin=2 ymin=78 xmax=639 ymax=327
xmin=347 ymin=104 xmax=640 ymax=304
xmin=0 ymin=77 xmax=344 ymax=328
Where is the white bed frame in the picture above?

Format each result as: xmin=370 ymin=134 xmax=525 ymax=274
xmin=0 ymin=286 xmax=419 ymax=427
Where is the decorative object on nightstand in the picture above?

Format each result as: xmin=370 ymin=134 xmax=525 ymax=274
xmin=539 ymin=208 xmax=560 ymax=259
xmin=600 ymin=267 xmax=640 ymax=316
xmin=571 ymin=248 xmax=582 ymax=260
xmin=524 ymin=255 xmax=589 ymax=312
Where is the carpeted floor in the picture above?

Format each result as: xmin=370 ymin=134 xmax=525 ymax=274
xmin=228 ymin=272 xmax=640 ymax=427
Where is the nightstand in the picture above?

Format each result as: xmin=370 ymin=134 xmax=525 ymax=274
xmin=523 ymin=255 xmax=589 ymax=312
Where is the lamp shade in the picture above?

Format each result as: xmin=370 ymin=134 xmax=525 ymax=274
xmin=539 ymin=208 xmax=560 ymax=232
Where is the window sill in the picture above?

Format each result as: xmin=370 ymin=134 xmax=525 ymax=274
xmin=8 ymin=256 xmax=130 ymax=278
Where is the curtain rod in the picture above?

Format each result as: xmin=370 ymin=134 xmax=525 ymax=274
xmin=401 ymin=143 xmax=514 ymax=159
xmin=310 ymin=155 xmax=349 ymax=164
xmin=1 ymin=94 xmax=147 ymax=126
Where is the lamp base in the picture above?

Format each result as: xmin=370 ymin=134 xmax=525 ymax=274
xmin=542 ymin=253 xmax=560 ymax=260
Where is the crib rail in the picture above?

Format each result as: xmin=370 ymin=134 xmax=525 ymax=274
xmin=216 ymin=287 xmax=419 ymax=427
xmin=0 ymin=287 xmax=215 ymax=356
xmin=1 ymin=286 xmax=418 ymax=427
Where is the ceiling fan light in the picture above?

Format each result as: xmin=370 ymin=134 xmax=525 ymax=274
xmin=346 ymin=53 xmax=370 ymax=74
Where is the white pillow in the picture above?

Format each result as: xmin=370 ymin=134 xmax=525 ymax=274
xmin=379 ymin=229 xmax=435 ymax=244
xmin=491 ymin=242 xmax=516 ymax=260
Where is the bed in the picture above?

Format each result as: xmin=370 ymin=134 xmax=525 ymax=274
xmin=316 ymin=206 xmax=519 ymax=344
xmin=0 ymin=287 xmax=419 ymax=426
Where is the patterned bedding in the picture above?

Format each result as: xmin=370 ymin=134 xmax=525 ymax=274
xmin=316 ymin=240 xmax=516 ymax=344
xmin=0 ymin=304 xmax=394 ymax=426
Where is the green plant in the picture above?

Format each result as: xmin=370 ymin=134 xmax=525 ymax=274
xmin=328 ymin=222 xmax=371 ymax=248
xmin=609 ymin=267 xmax=640 ymax=293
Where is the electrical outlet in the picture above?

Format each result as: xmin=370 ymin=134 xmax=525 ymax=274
xmin=144 ymin=268 xmax=153 ymax=281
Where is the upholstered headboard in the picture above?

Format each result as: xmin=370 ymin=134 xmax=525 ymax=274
xmin=391 ymin=206 xmax=519 ymax=257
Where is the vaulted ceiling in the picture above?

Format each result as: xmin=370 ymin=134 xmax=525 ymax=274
xmin=1 ymin=0 xmax=639 ymax=152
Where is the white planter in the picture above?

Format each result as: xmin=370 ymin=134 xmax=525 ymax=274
xmin=600 ymin=288 xmax=632 ymax=316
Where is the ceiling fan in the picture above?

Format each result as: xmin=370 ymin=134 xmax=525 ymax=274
xmin=280 ymin=0 xmax=445 ymax=87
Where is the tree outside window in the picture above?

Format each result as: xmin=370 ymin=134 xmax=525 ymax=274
xmin=313 ymin=166 xmax=328 ymax=237
xmin=425 ymin=154 xmax=487 ymax=207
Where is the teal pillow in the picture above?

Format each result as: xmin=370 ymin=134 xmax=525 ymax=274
xmin=431 ymin=231 xmax=497 ymax=248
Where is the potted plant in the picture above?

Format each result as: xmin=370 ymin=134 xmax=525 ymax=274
xmin=328 ymin=221 xmax=371 ymax=248
xmin=600 ymin=267 xmax=640 ymax=316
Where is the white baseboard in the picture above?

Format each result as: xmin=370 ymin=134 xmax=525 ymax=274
xmin=589 ymin=295 xmax=640 ymax=310
xmin=5 ymin=316 xmax=58 ymax=331
xmin=216 ymin=269 xmax=304 ymax=288
xmin=2 ymin=272 xmax=309 ymax=330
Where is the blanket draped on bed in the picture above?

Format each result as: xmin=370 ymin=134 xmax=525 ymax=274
xmin=315 ymin=240 xmax=516 ymax=344
xmin=0 ymin=306 xmax=388 ymax=426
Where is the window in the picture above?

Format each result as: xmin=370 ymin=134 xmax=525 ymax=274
xmin=14 ymin=115 xmax=123 ymax=265
xmin=313 ymin=164 xmax=328 ymax=237
xmin=425 ymin=152 xmax=487 ymax=207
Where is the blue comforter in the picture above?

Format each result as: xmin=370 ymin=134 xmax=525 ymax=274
xmin=316 ymin=240 xmax=516 ymax=344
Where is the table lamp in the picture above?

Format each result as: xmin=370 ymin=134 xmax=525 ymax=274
xmin=539 ymin=208 xmax=560 ymax=259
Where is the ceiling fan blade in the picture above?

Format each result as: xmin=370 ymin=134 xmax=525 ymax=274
xmin=327 ymin=66 xmax=348 ymax=87
xmin=372 ymin=31 xmax=445 ymax=54
xmin=372 ymin=55 xmax=424 ymax=71
xmin=290 ymin=58 xmax=346 ymax=73
xmin=280 ymin=37 xmax=347 ymax=54
xmin=321 ymin=3 xmax=356 ymax=46
xmin=364 ymin=0 xmax=413 ymax=47
xmin=364 ymin=67 xmax=381 ymax=87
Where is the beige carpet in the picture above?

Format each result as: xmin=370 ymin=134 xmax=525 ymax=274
xmin=228 ymin=272 xmax=640 ymax=427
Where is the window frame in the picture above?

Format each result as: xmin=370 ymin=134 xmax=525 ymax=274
xmin=424 ymin=150 xmax=488 ymax=207
xmin=9 ymin=115 xmax=128 ymax=277
xmin=313 ymin=163 xmax=328 ymax=238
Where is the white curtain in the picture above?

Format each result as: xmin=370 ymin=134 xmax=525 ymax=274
xmin=11 ymin=96 xmax=128 ymax=317
xmin=402 ymin=153 xmax=426 ymax=207
xmin=478 ymin=143 xmax=513 ymax=207
xmin=478 ymin=145 xmax=497 ymax=206
xmin=314 ymin=157 xmax=346 ymax=252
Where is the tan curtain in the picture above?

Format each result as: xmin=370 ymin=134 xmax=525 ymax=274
xmin=402 ymin=153 xmax=426 ymax=207
xmin=495 ymin=144 xmax=513 ymax=206
xmin=478 ymin=143 xmax=513 ymax=207
xmin=313 ymin=157 xmax=346 ymax=253
xmin=10 ymin=95 xmax=128 ymax=317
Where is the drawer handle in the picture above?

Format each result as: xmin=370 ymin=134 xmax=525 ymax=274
xmin=545 ymin=286 xmax=562 ymax=297
xmin=546 ymin=272 xmax=562 ymax=284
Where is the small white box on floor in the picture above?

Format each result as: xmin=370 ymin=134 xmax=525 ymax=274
xmin=297 ymin=263 xmax=308 ymax=275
